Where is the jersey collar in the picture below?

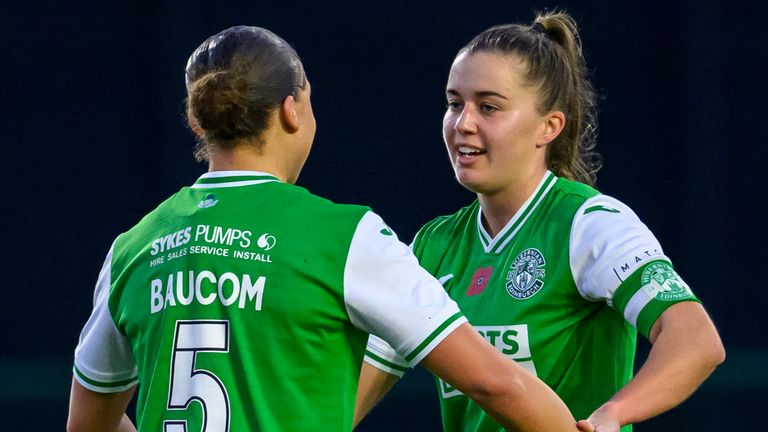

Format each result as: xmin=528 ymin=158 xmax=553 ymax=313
xmin=476 ymin=171 xmax=557 ymax=254
xmin=191 ymin=170 xmax=281 ymax=189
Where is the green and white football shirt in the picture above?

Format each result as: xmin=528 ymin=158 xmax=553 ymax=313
xmin=74 ymin=171 xmax=466 ymax=432
xmin=365 ymin=171 xmax=698 ymax=432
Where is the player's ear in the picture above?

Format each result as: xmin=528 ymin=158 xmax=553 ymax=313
xmin=537 ymin=110 xmax=565 ymax=148
xmin=187 ymin=111 xmax=205 ymax=138
xmin=280 ymin=95 xmax=300 ymax=133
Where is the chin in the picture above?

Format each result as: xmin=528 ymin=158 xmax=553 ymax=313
xmin=455 ymin=172 xmax=485 ymax=194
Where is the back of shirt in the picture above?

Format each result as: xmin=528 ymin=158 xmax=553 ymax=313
xmin=74 ymin=171 xmax=466 ymax=432
xmin=114 ymin=172 xmax=365 ymax=430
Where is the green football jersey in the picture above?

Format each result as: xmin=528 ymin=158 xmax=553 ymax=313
xmin=365 ymin=171 xmax=698 ymax=432
xmin=74 ymin=171 xmax=466 ymax=432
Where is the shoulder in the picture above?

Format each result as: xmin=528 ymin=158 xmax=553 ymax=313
xmin=276 ymin=183 xmax=371 ymax=222
xmin=413 ymin=201 xmax=478 ymax=249
xmin=112 ymin=191 xmax=183 ymax=254
xmin=569 ymin=189 xmax=668 ymax=300
xmin=568 ymin=185 xmax=653 ymax=260
xmin=549 ymin=177 xmax=601 ymax=214
xmin=547 ymin=177 xmax=644 ymax=230
xmin=571 ymin=192 xmax=643 ymax=233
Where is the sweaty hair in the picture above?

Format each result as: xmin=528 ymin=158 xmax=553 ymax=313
xmin=185 ymin=26 xmax=306 ymax=161
xmin=459 ymin=11 xmax=601 ymax=185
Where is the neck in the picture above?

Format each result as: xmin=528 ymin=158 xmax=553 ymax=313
xmin=207 ymin=144 xmax=292 ymax=183
xmin=477 ymin=168 xmax=548 ymax=238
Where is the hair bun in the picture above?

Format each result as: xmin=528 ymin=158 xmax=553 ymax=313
xmin=189 ymin=70 xmax=252 ymax=141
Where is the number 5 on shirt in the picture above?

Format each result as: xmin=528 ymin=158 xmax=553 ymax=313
xmin=165 ymin=320 xmax=230 ymax=432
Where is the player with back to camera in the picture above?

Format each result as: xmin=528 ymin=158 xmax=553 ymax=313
xmin=357 ymin=11 xmax=725 ymax=432
xmin=66 ymin=25 xmax=586 ymax=432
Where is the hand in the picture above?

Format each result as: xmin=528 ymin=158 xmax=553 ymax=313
xmin=580 ymin=403 xmax=621 ymax=432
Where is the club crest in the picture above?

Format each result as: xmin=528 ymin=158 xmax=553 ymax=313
xmin=506 ymin=248 xmax=546 ymax=299
xmin=641 ymin=261 xmax=693 ymax=301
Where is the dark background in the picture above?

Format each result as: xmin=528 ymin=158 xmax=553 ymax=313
xmin=2 ymin=0 xmax=766 ymax=430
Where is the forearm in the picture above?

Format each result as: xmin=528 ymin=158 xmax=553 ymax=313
xmin=118 ymin=414 xmax=136 ymax=432
xmin=422 ymin=323 xmax=579 ymax=432
xmin=68 ymin=378 xmax=136 ymax=432
xmin=354 ymin=362 xmax=400 ymax=428
xmin=594 ymin=302 xmax=725 ymax=426
xmin=470 ymin=366 xmax=579 ymax=432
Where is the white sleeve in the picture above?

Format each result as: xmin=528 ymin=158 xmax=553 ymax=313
xmin=364 ymin=334 xmax=408 ymax=377
xmin=569 ymin=194 xmax=668 ymax=305
xmin=344 ymin=211 xmax=467 ymax=367
xmin=73 ymin=244 xmax=138 ymax=393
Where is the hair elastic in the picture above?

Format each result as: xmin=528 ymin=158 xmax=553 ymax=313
xmin=531 ymin=22 xmax=548 ymax=35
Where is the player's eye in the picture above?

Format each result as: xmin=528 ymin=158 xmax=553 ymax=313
xmin=479 ymin=104 xmax=499 ymax=114
xmin=446 ymin=101 xmax=463 ymax=111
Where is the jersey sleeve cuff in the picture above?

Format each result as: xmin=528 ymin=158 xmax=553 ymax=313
xmin=73 ymin=364 xmax=138 ymax=393
xmin=364 ymin=334 xmax=408 ymax=376
xmin=402 ymin=311 xmax=467 ymax=366
xmin=364 ymin=352 xmax=408 ymax=377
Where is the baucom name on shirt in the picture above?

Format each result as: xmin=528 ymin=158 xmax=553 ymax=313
xmin=151 ymin=270 xmax=265 ymax=313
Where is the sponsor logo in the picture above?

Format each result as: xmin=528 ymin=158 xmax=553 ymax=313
xmin=440 ymin=325 xmax=536 ymax=398
xmin=197 ymin=194 xmax=219 ymax=209
xmin=467 ymin=267 xmax=493 ymax=296
xmin=150 ymin=227 xmax=193 ymax=256
xmin=612 ymin=249 xmax=664 ymax=282
xmin=505 ymin=248 xmax=546 ymax=299
xmin=256 ymin=233 xmax=277 ymax=251
xmin=641 ymin=261 xmax=693 ymax=301
xmin=148 ymin=225 xmax=267 ymax=268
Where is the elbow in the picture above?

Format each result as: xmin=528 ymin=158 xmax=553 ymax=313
xmin=709 ymin=338 xmax=726 ymax=369
xmin=66 ymin=419 xmax=83 ymax=432
xmin=698 ymin=331 xmax=726 ymax=373
xmin=66 ymin=414 xmax=97 ymax=432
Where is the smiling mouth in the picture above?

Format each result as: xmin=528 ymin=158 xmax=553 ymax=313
xmin=457 ymin=146 xmax=486 ymax=160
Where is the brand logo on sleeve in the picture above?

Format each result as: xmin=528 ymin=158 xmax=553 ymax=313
xmin=641 ymin=261 xmax=693 ymax=301
xmin=505 ymin=248 xmax=546 ymax=299
xmin=583 ymin=204 xmax=620 ymax=215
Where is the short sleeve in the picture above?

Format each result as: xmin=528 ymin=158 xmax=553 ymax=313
xmin=364 ymin=334 xmax=408 ymax=377
xmin=344 ymin=212 xmax=467 ymax=367
xmin=73 ymin=244 xmax=138 ymax=393
xmin=569 ymin=195 xmax=699 ymax=337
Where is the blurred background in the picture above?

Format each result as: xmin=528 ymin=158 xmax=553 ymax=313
xmin=2 ymin=0 xmax=766 ymax=429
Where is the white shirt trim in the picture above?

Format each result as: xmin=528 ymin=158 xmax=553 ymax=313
xmin=476 ymin=171 xmax=556 ymax=254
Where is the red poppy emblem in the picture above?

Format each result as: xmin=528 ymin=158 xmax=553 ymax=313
xmin=467 ymin=267 xmax=493 ymax=296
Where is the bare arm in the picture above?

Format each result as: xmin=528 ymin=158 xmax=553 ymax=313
xmin=67 ymin=378 xmax=137 ymax=432
xmin=422 ymin=323 xmax=581 ymax=432
xmin=582 ymin=302 xmax=725 ymax=431
xmin=354 ymin=362 xmax=400 ymax=428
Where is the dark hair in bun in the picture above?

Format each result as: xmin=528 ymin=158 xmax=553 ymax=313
xmin=185 ymin=26 xmax=306 ymax=161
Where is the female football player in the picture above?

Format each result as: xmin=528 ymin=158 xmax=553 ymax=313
xmin=360 ymin=11 xmax=725 ymax=432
